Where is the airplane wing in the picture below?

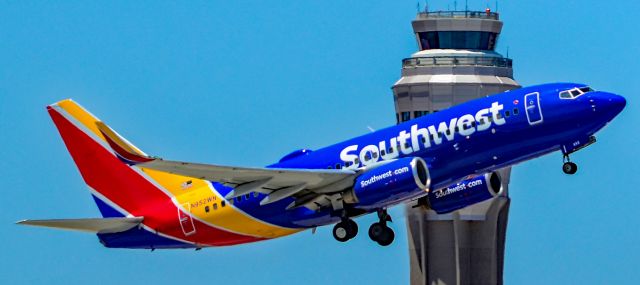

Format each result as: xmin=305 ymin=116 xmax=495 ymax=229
xmin=140 ymin=159 xmax=357 ymax=206
xmin=96 ymin=121 xmax=357 ymax=209
xmin=16 ymin=217 xmax=143 ymax=234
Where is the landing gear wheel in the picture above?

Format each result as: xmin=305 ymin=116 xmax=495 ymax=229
xmin=368 ymin=222 xmax=395 ymax=246
xmin=563 ymin=162 xmax=578 ymax=175
xmin=376 ymin=227 xmax=395 ymax=246
xmin=333 ymin=219 xmax=358 ymax=242
xmin=368 ymin=222 xmax=384 ymax=241
xmin=346 ymin=219 xmax=358 ymax=238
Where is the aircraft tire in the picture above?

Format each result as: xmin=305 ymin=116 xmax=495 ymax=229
xmin=346 ymin=219 xmax=358 ymax=238
xmin=377 ymin=227 xmax=395 ymax=247
xmin=333 ymin=220 xmax=357 ymax=242
xmin=563 ymin=162 xmax=578 ymax=175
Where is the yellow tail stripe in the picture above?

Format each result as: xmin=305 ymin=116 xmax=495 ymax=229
xmin=55 ymin=99 xmax=106 ymax=142
xmin=54 ymin=99 xmax=299 ymax=238
xmin=141 ymin=168 xmax=301 ymax=238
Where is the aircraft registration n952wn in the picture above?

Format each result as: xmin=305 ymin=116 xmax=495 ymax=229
xmin=18 ymin=82 xmax=625 ymax=248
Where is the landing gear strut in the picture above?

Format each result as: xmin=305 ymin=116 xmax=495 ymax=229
xmin=562 ymin=154 xmax=578 ymax=175
xmin=332 ymin=218 xmax=358 ymax=242
xmin=368 ymin=209 xmax=394 ymax=246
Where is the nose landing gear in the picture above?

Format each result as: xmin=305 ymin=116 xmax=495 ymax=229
xmin=562 ymin=154 xmax=578 ymax=175
xmin=368 ymin=209 xmax=395 ymax=246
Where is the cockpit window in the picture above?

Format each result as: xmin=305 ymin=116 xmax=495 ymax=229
xmin=579 ymin=86 xmax=594 ymax=93
xmin=559 ymin=90 xmax=572 ymax=99
xmin=559 ymin=86 xmax=594 ymax=99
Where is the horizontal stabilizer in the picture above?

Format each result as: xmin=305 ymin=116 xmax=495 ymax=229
xmin=17 ymin=217 xmax=143 ymax=234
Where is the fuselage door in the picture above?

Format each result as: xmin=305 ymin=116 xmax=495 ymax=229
xmin=524 ymin=92 xmax=543 ymax=125
xmin=178 ymin=203 xmax=196 ymax=236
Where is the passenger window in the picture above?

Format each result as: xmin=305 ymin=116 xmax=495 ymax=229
xmin=388 ymin=147 xmax=394 ymax=153
xmin=335 ymin=163 xmax=342 ymax=169
xmin=364 ymin=153 xmax=371 ymax=161
xmin=236 ymin=197 xmax=242 ymax=203
xmin=213 ymin=203 xmax=218 ymax=210
xmin=421 ymin=137 xmax=426 ymax=143
xmin=221 ymin=200 xmax=226 ymax=207
xmin=405 ymin=142 xmax=411 ymax=148
xmin=513 ymin=108 xmax=519 ymax=115
xmin=245 ymin=194 xmax=251 ymax=200
xmin=205 ymin=206 xmax=210 ymax=213
xmin=354 ymin=158 xmax=360 ymax=164
xmin=327 ymin=165 xmax=333 ymax=169
xmin=505 ymin=110 xmax=510 ymax=117
xmin=372 ymin=151 xmax=378 ymax=159
xmin=228 ymin=198 xmax=234 ymax=205
xmin=253 ymin=192 xmax=259 ymax=198
xmin=380 ymin=149 xmax=386 ymax=156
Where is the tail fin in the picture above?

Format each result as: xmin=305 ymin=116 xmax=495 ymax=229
xmin=43 ymin=99 xmax=267 ymax=248
xmin=47 ymin=99 xmax=151 ymax=218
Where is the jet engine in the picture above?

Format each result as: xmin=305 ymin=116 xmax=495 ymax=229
xmin=425 ymin=172 xmax=503 ymax=214
xmin=344 ymin=157 xmax=430 ymax=208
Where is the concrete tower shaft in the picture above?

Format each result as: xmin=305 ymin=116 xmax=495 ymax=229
xmin=394 ymin=10 xmax=520 ymax=285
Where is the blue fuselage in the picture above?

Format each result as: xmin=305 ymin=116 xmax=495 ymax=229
xmin=212 ymin=83 xmax=626 ymax=228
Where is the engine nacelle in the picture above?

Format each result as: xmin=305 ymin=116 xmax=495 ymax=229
xmin=426 ymin=172 xmax=503 ymax=214
xmin=346 ymin=157 xmax=430 ymax=207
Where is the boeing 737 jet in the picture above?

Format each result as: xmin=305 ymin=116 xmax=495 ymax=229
xmin=18 ymin=83 xmax=625 ymax=248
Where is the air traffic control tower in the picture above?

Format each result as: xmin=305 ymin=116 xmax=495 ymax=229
xmin=392 ymin=10 xmax=520 ymax=285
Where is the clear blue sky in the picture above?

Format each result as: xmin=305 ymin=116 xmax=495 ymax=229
xmin=1 ymin=1 xmax=638 ymax=284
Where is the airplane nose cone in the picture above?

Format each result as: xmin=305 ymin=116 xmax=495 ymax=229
xmin=604 ymin=93 xmax=626 ymax=115
xmin=593 ymin=92 xmax=626 ymax=121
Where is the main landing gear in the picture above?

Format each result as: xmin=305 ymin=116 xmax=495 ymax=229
xmin=331 ymin=210 xmax=396 ymax=246
xmin=368 ymin=209 xmax=395 ymax=246
xmin=562 ymin=154 xmax=578 ymax=175
xmin=333 ymin=218 xmax=358 ymax=242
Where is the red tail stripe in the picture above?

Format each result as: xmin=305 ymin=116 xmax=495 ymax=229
xmin=49 ymin=108 xmax=263 ymax=246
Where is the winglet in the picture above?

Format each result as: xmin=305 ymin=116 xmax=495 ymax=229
xmin=95 ymin=121 xmax=156 ymax=165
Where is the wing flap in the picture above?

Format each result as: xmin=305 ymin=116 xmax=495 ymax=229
xmin=17 ymin=217 xmax=143 ymax=234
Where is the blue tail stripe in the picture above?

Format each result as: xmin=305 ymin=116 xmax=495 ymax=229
xmin=91 ymin=195 xmax=125 ymax=218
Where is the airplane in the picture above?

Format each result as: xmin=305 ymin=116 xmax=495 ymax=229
xmin=17 ymin=82 xmax=625 ymax=248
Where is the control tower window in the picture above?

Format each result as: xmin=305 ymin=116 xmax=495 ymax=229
xmin=401 ymin=112 xmax=411 ymax=122
xmin=418 ymin=31 xmax=498 ymax=50
xmin=414 ymin=111 xmax=429 ymax=118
